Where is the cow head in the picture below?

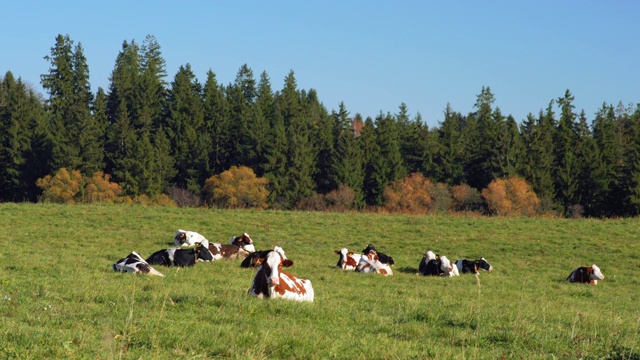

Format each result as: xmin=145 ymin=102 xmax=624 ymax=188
xmin=362 ymin=244 xmax=376 ymax=255
xmin=231 ymin=233 xmax=256 ymax=253
xmin=476 ymin=258 xmax=493 ymax=271
xmin=256 ymin=250 xmax=293 ymax=287
xmin=589 ymin=264 xmax=604 ymax=281
xmin=175 ymin=231 xmax=187 ymax=245
xmin=194 ymin=241 xmax=214 ymax=262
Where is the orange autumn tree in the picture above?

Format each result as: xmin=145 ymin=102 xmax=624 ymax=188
xmin=85 ymin=171 xmax=123 ymax=203
xmin=384 ymin=172 xmax=433 ymax=214
xmin=36 ymin=168 xmax=83 ymax=204
xmin=481 ymin=177 xmax=539 ymax=217
xmin=203 ymin=166 xmax=269 ymax=209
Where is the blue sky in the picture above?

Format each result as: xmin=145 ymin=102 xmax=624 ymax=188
xmin=2 ymin=1 xmax=638 ymax=127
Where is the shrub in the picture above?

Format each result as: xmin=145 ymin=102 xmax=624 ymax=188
xmin=36 ymin=168 xmax=83 ymax=204
xmin=203 ymin=166 xmax=269 ymax=209
xmin=296 ymin=185 xmax=356 ymax=212
xmin=428 ymin=182 xmax=453 ymax=213
xmin=451 ymin=184 xmax=484 ymax=212
xmin=167 ymin=186 xmax=201 ymax=208
xmin=384 ymin=173 xmax=433 ymax=215
xmin=481 ymin=177 xmax=539 ymax=217
xmin=85 ymin=171 xmax=122 ymax=203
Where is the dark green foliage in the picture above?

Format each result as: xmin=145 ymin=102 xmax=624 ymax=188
xmin=3 ymin=35 xmax=640 ymax=217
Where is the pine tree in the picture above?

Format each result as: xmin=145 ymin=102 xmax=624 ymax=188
xmin=573 ymin=110 xmax=600 ymax=216
xmin=553 ymin=90 xmax=580 ymax=213
xmin=592 ymin=103 xmax=622 ymax=216
xmin=227 ymin=64 xmax=257 ymax=166
xmin=41 ymin=34 xmax=84 ymax=171
xmin=246 ymin=71 xmax=275 ymax=176
xmin=332 ymin=104 xmax=365 ymax=207
xmin=278 ymin=71 xmax=316 ymax=206
xmin=166 ymin=64 xmax=207 ymax=194
xmin=203 ymin=70 xmax=231 ymax=175
xmin=360 ymin=116 xmax=384 ymax=206
xmin=0 ymin=73 xmax=48 ymax=201
xmin=436 ymin=103 xmax=466 ymax=185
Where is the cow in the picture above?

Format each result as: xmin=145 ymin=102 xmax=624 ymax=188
xmin=146 ymin=241 xmax=214 ymax=267
xmin=207 ymin=233 xmax=256 ymax=261
xmin=335 ymin=248 xmax=362 ymax=270
xmin=241 ymin=246 xmax=287 ymax=268
xmin=566 ymin=264 xmax=604 ymax=285
xmin=361 ymin=244 xmax=395 ymax=266
xmin=174 ymin=229 xmax=209 ymax=247
xmin=355 ymin=250 xmax=393 ymax=275
xmin=230 ymin=233 xmax=256 ymax=253
xmin=112 ymin=251 xmax=165 ymax=277
xmin=418 ymin=252 xmax=456 ymax=277
xmin=455 ymin=257 xmax=494 ymax=275
xmin=247 ymin=250 xmax=314 ymax=302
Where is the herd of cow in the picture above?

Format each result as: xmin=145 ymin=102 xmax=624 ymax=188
xmin=113 ymin=230 xmax=605 ymax=303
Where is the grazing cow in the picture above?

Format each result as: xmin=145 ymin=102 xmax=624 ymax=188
xmin=112 ymin=251 xmax=164 ymax=277
xmin=241 ymin=246 xmax=287 ymax=268
xmin=455 ymin=258 xmax=494 ymax=275
xmin=356 ymin=250 xmax=393 ymax=275
xmin=418 ymin=253 xmax=456 ymax=276
xmin=146 ymin=241 xmax=214 ymax=267
xmin=567 ymin=264 xmax=604 ymax=285
xmin=362 ymin=244 xmax=395 ymax=266
xmin=248 ymin=250 xmax=314 ymax=302
xmin=335 ymin=248 xmax=362 ymax=270
xmin=174 ymin=229 xmax=209 ymax=247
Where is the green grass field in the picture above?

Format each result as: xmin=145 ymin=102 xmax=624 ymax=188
xmin=1 ymin=203 xmax=639 ymax=359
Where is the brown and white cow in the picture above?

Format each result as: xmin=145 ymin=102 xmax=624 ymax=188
xmin=247 ymin=250 xmax=314 ymax=302
xmin=355 ymin=250 xmax=393 ymax=276
xmin=566 ymin=264 xmax=604 ymax=285
xmin=207 ymin=233 xmax=255 ymax=261
xmin=335 ymin=248 xmax=362 ymax=270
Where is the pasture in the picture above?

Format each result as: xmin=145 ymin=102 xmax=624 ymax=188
xmin=0 ymin=203 xmax=639 ymax=359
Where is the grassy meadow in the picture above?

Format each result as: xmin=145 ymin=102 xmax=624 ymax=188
xmin=0 ymin=203 xmax=639 ymax=359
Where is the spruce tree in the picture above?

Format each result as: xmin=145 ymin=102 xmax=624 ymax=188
xmin=203 ymin=70 xmax=231 ymax=175
xmin=166 ymin=64 xmax=207 ymax=194
xmin=436 ymin=104 xmax=466 ymax=185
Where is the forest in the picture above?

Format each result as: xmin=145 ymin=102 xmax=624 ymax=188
xmin=1 ymin=34 xmax=639 ymax=218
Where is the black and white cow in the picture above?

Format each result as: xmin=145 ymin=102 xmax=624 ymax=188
xmin=174 ymin=229 xmax=209 ymax=247
xmin=247 ymin=249 xmax=314 ymax=302
xmin=566 ymin=264 xmax=604 ymax=285
xmin=455 ymin=257 xmax=494 ymax=274
xmin=241 ymin=246 xmax=286 ymax=268
xmin=146 ymin=241 xmax=214 ymax=267
xmin=361 ymin=244 xmax=395 ymax=266
xmin=112 ymin=251 xmax=164 ymax=277
xmin=418 ymin=251 xmax=457 ymax=276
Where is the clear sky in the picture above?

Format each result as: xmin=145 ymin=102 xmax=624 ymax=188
xmin=2 ymin=1 xmax=638 ymax=127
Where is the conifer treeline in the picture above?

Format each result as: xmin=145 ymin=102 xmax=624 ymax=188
xmin=1 ymin=34 xmax=639 ymax=217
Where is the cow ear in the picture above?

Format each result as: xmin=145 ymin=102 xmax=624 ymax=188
xmin=282 ymin=259 xmax=294 ymax=267
xmin=347 ymin=251 xmax=354 ymax=256
xmin=334 ymin=250 xmax=340 ymax=254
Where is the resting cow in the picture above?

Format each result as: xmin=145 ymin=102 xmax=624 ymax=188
xmin=146 ymin=241 xmax=214 ymax=267
xmin=208 ymin=233 xmax=256 ymax=261
xmin=566 ymin=264 xmax=604 ymax=285
xmin=356 ymin=250 xmax=393 ymax=275
xmin=174 ymin=229 xmax=209 ymax=247
xmin=362 ymin=244 xmax=395 ymax=266
xmin=112 ymin=251 xmax=164 ymax=277
xmin=335 ymin=248 xmax=362 ymax=270
xmin=241 ymin=246 xmax=286 ymax=268
xmin=418 ymin=252 xmax=457 ymax=276
xmin=455 ymin=257 xmax=494 ymax=275
xmin=247 ymin=250 xmax=314 ymax=302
